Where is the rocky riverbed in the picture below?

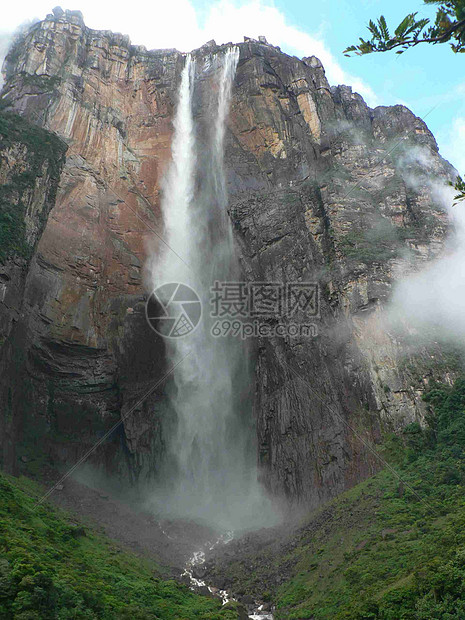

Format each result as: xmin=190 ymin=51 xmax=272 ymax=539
xmin=183 ymin=532 xmax=274 ymax=619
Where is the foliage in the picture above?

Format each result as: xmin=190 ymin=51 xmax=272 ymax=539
xmin=18 ymin=74 xmax=61 ymax=91
xmin=0 ymin=109 xmax=66 ymax=263
xmin=339 ymin=227 xmax=397 ymax=264
xmin=0 ymin=474 xmax=236 ymax=619
xmin=451 ymin=174 xmax=465 ymax=205
xmin=220 ymin=378 xmax=465 ymax=618
xmin=344 ymin=1 xmax=465 ymax=56
xmin=338 ymin=219 xmax=420 ymax=265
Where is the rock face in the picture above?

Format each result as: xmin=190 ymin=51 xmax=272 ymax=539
xmin=0 ymin=110 xmax=66 ymax=472
xmin=0 ymin=11 xmax=458 ymax=505
xmin=0 ymin=10 xmax=175 ymax=478
xmin=224 ymin=45 xmax=455 ymax=504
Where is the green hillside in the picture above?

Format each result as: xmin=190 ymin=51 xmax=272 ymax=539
xmin=209 ymin=379 xmax=465 ymax=619
xmin=0 ymin=473 xmax=238 ymax=619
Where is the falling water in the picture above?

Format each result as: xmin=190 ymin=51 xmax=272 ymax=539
xmin=158 ymin=53 xmax=195 ymax=274
xmin=150 ymin=49 xmax=275 ymax=531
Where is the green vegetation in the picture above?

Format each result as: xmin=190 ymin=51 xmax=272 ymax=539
xmin=207 ymin=378 xmax=465 ymax=618
xmin=344 ymin=1 xmax=465 ymax=56
xmin=271 ymin=378 xmax=465 ymax=618
xmin=452 ymin=175 xmax=465 ymax=205
xmin=0 ymin=474 xmax=237 ymax=619
xmin=339 ymin=227 xmax=397 ymax=264
xmin=0 ymin=108 xmax=67 ymax=263
xmin=398 ymin=343 xmax=465 ymax=379
xmin=19 ymin=74 xmax=62 ymax=91
xmin=338 ymin=218 xmax=420 ymax=265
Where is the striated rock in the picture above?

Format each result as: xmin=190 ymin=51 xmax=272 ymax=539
xmin=225 ymin=42 xmax=455 ymax=503
xmin=0 ymin=110 xmax=67 ymax=472
xmin=0 ymin=11 xmax=459 ymax=506
xmin=0 ymin=12 xmax=176 ymax=478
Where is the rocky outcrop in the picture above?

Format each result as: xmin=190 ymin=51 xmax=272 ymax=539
xmin=0 ymin=10 xmax=458 ymax=505
xmin=0 ymin=109 xmax=67 ymax=471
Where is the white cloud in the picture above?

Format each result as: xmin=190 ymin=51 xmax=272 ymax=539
xmin=387 ymin=181 xmax=465 ymax=343
xmin=0 ymin=0 xmax=379 ymax=105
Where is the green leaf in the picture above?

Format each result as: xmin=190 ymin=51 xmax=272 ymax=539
xmin=368 ymin=19 xmax=382 ymax=39
xmin=395 ymin=14 xmax=413 ymax=37
xmin=379 ymin=15 xmax=390 ymax=40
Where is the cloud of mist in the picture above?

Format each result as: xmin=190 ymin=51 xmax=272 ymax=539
xmin=0 ymin=19 xmax=38 ymax=89
xmin=389 ymin=192 xmax=465 ymax=341
xmin=381 ymin=147 xmax=465 ymax=345
xmin=0 ymin=32 xmax=13 ymax=89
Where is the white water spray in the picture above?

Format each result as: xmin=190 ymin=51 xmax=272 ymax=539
xmin=150 ymin=49 xmax=276 ymax=531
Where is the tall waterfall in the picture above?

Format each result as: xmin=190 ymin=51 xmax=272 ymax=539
xmin=150 ymin=49 xmax=274 ymax=530
xmin=158 ymin=53 xmax=195 ymax=277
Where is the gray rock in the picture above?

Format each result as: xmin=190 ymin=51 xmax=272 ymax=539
xmin=201 ymin=39 xmax=217 ymax=49
xmin=240 ymin=594 xmax=255 ymax=605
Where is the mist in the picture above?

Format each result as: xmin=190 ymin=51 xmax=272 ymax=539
xmin=0 ymin=32 xmax=13 ymax=88
xmin=0 ymin=20 xmax=38 ymax=89
xmin=373 ymin=142 xmax=465 ymax=352
xmin=388 ymin=182 xmax=465 ymax=342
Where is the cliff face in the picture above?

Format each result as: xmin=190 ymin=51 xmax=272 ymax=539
xmin=224 ymin=45 xmax=455 ymax=503
xmin=0 ymin=10 xmax=457 ymax=505
xmin=0 ymin=9 xmax=175 ymax=477
xmin=0 ymin=109 xmax=67 ymax=471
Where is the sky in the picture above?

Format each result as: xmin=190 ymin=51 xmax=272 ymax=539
xmin=0 ymin=0 xmax=463 ymax=172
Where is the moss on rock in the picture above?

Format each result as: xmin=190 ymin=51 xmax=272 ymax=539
xmin=0 ymin=108 xmax=67 ymax=263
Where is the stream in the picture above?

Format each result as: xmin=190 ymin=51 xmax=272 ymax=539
xmin=182 ymin=532 xmax=274 ymax=619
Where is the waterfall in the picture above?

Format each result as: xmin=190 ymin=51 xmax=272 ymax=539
xmin=213 ymin=49 xmax=239 ymax=207
xmin=156 ymin=53 xmax=195 ymax=283
xmin=150 ymin=49 xmax=275 ymax=530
